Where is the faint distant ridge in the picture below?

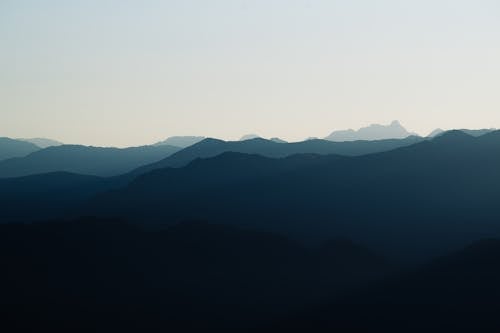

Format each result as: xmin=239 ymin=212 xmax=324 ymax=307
xmin=427 ymin=128 xmax=445 ymax=138
xmin=240 ymin=134 xmax=262 ymax=141
xmin=21 ymin=138 xmax=63 ymax=148
xmin=0 ymin=144 xmax=181 ymax=178
xmin=325 ymin=120 xmax=417 ymax=142
xmin=428 ymin=128 xmax=496 ymax=138
xmin=459 ymin=128 xmax=496 ymax=137
xmin=270 ymin=137 xmax=287 ymax=143
xmin=0 ymin=137 xmax=40 ymax=161
xmin=155 ymin=136 xmax=205 ymax=148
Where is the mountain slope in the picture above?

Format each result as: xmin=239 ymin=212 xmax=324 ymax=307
xmin=277 ymin=238 xmax=500 ymax=332
xmin=0 ymin=137 xmax=40 ymax=161
xmin=325 ymin=120 xmax=416 ymax=141
xmin=20 ymin=138 xmax=63 ymax=148
xmin=154 ymin=136 xmax=204 ymax=148
xmin=87 ymin=130 xmax=500 ymax=260
xmin=0 ymin=144 xmax=181 ymax=178
xmin=131 ymin=135 xmax=423 ymax=175
xmin=0 ymin=218 xmax=390 ymax=331
xmin=0 ymin=172 xmax=108 ymax=222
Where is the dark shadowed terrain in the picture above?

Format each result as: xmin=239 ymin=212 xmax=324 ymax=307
xmin=2 ymin=130 xmax=500 ymax=331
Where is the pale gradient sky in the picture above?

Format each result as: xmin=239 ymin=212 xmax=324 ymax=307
xmin=1 ymin=0 xmax=499 ymax=147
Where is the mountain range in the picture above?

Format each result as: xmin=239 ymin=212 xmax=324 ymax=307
xmin=0 ymin=144 xmax=181 ymax=178
xmin=86 ymin=130 xmax=500 ymax=261
xmin=4 ymin=126 xmax=500 ymax=331
xmin=154 ymin=136 xmax=205 ymax=148
xmin=0 ymin=137 xmax=40 ymax=161
xmin=20 ymin=137 xmax=63 ymax=148
xmin=325 ymin=120 xmax=417 ymax=141
xmin=131 ymin=136 xmax=423 ymax=175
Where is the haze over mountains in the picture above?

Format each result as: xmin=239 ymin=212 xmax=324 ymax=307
xmin=154 ymin=136 xmax=205 ymax=148
xmin=3 ymin=124 xmax=500 ymax=331
xmin=0 ymin=137 xmax=40 ymax=161
xmin=3 ymin=119 xmax=494 ymax=179
xmin=0 ymin=121 xmax=427 ymax=178
xmin=325 ymin=120 xmax=417 ymax=141
xmin=131 ymin=135 xmax=423 ymax=175
xmin=21 ymin=138 xmax=63 ymax=148
xmin=84 ymin=130 xmax=500 ymax=261
xmin=0 ymin=144 xmax=181 ymax=178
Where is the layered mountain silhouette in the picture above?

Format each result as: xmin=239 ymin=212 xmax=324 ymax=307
xmin=130 ymin=136 xmax=423 ymax=175
xmin=0 ymin=137 xmax=40 ymax=161
xmin=427 ymin=128 xmax=445 ymax=137
xmin=240 ymin=134 xmax=261 ymax=141
xmin=0 ymin=144 xmax=181 ymax=178
xmin=4 ymin=128 xmax=500 ymax=331
xmin=21 ymin=137 xmax=63 ymax=148
xmin=428 ymin=128 xmax=496 ymax=138
xmin=154 ymin=136 xmax=205 ymax=148
xmin=87 ymin=130 xmax=500 ymax=261
xmin=325 ymin=120 xmax=416 ymax=141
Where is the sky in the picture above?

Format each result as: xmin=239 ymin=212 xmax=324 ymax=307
xmin=1 ymin=0 xmax=499 ymax=147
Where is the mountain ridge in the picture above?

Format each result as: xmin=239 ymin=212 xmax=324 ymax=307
xmin=325 ymin=120 xmax=417 ymax=142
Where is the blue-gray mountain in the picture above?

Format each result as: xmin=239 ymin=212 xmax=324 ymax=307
xmin=0 ymin=144 xmax=181 ymax=178
xmin=87 ymin=130 xmax=500 ymax=261
xmin=20 ymin=137 xmax=63 ymax=148
xmin=325 ymin=120 xmax=417 ymax=141
xmin=0 ymin=137 xmax=40 ymax=161
xmin=131 ymin=136 xmax=424 ymax=175
xmin=154 ymin=136 xmax=205 ymax=148
xmin=4 ymin=129 xmax=500 ymax=332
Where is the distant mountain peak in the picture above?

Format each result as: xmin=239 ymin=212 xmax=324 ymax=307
xmin=155 ymin=136 xmax=205 ymax=148
xmin=428 ymin=128 xmax=445 ymax=138
xmin=0 ymin=137 xmax=41 ymax=161
xmin=325 ymin=120 xmax=416 ymax=142
xmin=240 ymin=134 xmax=261 ymax=141
xmin=431 ymin=130 xmax=474 ymax=143
xmin=20 ymin=138 xmax=63 ymax=149
xmin=270 ymin=137 xmax=287 ymax=144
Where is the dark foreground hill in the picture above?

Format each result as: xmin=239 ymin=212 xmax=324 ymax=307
xmin=275 ymin=238 xmax=500 ymax=333
xmin=2 ymin=218 xmax=500 ymax=332
xmin=0 ymin=144 xmax=181 ymax=178
xmin=88 ymin=130 xmax=500 ymax=261
xmin=0 ymin=218 xmax=390 ymax=332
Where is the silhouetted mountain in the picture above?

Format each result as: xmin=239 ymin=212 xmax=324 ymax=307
xmin=427 ymin=128 xmax=495 ymax=138
xmin=21 ymin=137 xmax=63 ymax=148
xmin=0 ymin=218 xmax=390 ymax=332
xmin=87 ymin=130 xmax=500 ymax=261
xmin=270 ymin=137 xmax=287 ymax=143
xmin=131 ymin=136 xmax=423 ymax=175
xmin=0 ymin=137 xmax=40 ymax=161
xmin=276 ymin=239 xmax=500 ymax=332
xmin=5 ymin=130 xmax=500 ymax=331
xmin=0 ymin=144 xmax=181 ymax=178
xmin=240 ymin=134 xmax=261 ymax=141
xmin=325 ymin=120 xmax=417 ymax=141
xmin=154 ymin=136 xmax=205 ymax=148
xmin=427 ymin=128 xmax=444 ymax=137
xmin=459 ymin=128 xmax=496 ymax=137
xmin=0 ymin=172 xmax=111 ymax=222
